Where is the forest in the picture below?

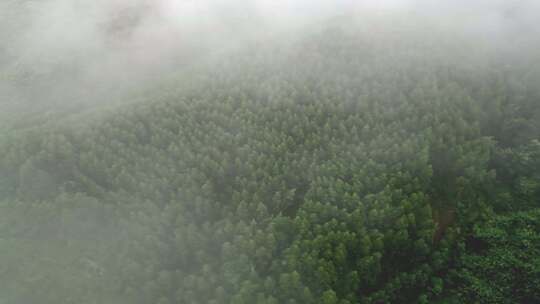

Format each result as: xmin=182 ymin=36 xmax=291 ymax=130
xmin=1 ymin=1 xmax=539 ymax=303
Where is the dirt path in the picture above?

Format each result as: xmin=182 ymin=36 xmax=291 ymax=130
xmin=433 ymin=207 xmax=456 ymax=243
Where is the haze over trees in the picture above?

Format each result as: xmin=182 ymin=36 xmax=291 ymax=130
xmin=1 ymin=1 xmax=539 ymax=303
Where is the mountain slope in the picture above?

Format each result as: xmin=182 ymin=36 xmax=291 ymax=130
xmin=1 ymin=17 xmax=539 ymax=304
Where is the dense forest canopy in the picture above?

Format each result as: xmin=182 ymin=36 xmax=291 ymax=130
xmin=1 ymin=1 xmax=539 ymax=303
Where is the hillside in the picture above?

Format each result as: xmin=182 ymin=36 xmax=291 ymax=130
xmin=1 ymin=12 xmax=540 ymax=304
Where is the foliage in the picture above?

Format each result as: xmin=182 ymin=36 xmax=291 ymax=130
xmin=445 ymin=209 xmax=540 ymax=303
xmin=0 ymin=15 xmax=539 ymax=304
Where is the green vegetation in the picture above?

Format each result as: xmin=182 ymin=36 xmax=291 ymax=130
xmin=1 ymin=15 xmax=539 ymax=304
xmin=445 ymin=209 xmax=540 ymax=303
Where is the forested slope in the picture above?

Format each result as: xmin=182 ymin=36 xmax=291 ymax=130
xmin=1 ymin=17 xmax=539 ymax=304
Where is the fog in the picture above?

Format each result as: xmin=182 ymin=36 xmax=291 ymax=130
xmin=1 ymin=0 xmax=538 ymax=121
xmin=1 ymin=0 xmax=540 ymax=303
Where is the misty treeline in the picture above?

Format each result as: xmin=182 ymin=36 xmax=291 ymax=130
xmin=1 ymin=1 xmax=540 ymax=304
